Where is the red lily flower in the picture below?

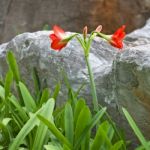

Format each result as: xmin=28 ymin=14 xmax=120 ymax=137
xmin=110 ymin=25 xmax=126 ymax=49
xmin=49 ymin=25 xmax=68 ymax=51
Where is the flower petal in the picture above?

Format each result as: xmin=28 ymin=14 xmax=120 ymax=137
xmin=110 ymin=40 xmax=123 ymax=49
xmin=53 ymin=25 xmax=65 ymax=39
xmin=110 ymin=25 xmax=126 ymax=49
xmin=49 ymin=34 xmax=59 ymax=41
xmin=51 ymin=39 xmax=67 ymax=51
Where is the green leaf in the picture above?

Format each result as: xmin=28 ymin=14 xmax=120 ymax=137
xmin=2 ymin=118 xmax=11 ymax=126
xmin=64 ymin=103 xmax=74 ymax=144
xmin=45 ymin=145 xmax=62 ymax=150
xmin=110 ymin=140 xmax=124 ymax=150
xmin=135 ymin=141 xmax=150 ymax=150
xmin=0 ymin=85 xmax=5 ymax=99
xmin=63 ymin=144 xmax=71 ymax=150
xmin=9 ymin=99 xmax=55 ymax=150
xmin=6 ymin=51 xmax=20 ymax=83
xmin=74 ymin=107 xmax=106 ymax=150
xmin=32 ymin=67 xmax=41 ymax=94
xmin=19 ymin=82 xmax=36 ymax=112
xmin=107 ymin=125 xmax=114 ymax=142
xmin=44 ymin=141 xmax=63 ymax=150
xmin=39 ymin=88 xmax=50 ymax=107
xmin=37 ymin=115 xmax=72 ymax=149
xmin=10 ymin=109 xmax=24 ymax=129
xmin=3 ymin=71 xmax=13 ymax=115
xmin=68 ymin=88 xmax=77 ymax=110
xmin=52 ymin=82 xmax=61 ymax=101
xmin=74 ymin=83 xmax=86 ymax=97
xmin=6 ymin=51 xmax=23 ymax=103
xmin=91 ymin=121 xmax=112 ymax=150
xmin=4 ymin=70 xmax=13 ymax=98
xmin=74 ymin=105 xmax=91 ymax=142
xmin=62 ymin=70 xmax=70 ymax=90
xmin=74 ymin=99 xmax=85 ymax=128
xmin=32 ymin=98 xmax=55 ymax=150
xmin=122 ymin=108 xmax=149 ymax=150
xmin=9 ymin=95 xmax=28 ymax=121
xmin=53 ymin=105 xmax=65 ymax=131
xmin=0 ymin=122 xmax=10 ymax=145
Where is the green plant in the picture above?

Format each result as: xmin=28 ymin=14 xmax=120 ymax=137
xmin=0 ymin=51 xmax=125 ymax=150
xmin=49 ymin=25 xmax=127 ymax=148
xmin=0 ymin=48 xmax=149 ymax=149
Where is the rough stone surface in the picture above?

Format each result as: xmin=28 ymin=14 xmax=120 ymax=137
xmin=0 ymin=31 xmax=117 ymax=107
xmin=113 ymin=18 xmax=150 ymax=140
xmin=1 ymin=18 xmax=150 ymax=143
xmin=0 ymin=0 xmax=150 ymax=44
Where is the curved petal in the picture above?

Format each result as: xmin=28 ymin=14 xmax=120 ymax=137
xmin=113 ymin=25 xmax=126 ymax=39
xmin=110 ymin=25 xmax=126 ymax=49
xmin=110 ymin=40 xmax=123 ymax=49
xmin=51 ymin=39 xmax=67 ymax=51
xmin=53 ymin=25 xmax=65 ymax=39
xmin=49 ymin=34 xmax=59 ymax=41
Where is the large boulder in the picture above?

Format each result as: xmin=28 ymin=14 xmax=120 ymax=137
xmin=0 ymin=31 xmax=117 ymax=107
xmin=0 ymin=18 xmax=150 ymax=142
xmin=0 ymin=0 xmax=150 ymax=43
xmin=114 ymin=18 xmax=150 ymax=139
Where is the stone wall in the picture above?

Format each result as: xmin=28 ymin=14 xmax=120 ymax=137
xmin=0 ymin=0 xmax=150 ymax=44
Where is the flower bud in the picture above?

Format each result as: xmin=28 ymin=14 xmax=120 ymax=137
xmin=95 ymin=25 xmax=102 ymax=32
xmin=83 ymin=26 xmax=88 ymax=39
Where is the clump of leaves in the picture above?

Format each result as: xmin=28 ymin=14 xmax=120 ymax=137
xmin=0 ymin=51 xmax=149 ymax=150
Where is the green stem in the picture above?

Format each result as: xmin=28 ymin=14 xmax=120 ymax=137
xmin=85 ymin=56 xmax=98 ymax=112
xmin=85 ymin=53 xmax=126 ymax=150
xmin=78 ymin=34 xmax=126 ymax=149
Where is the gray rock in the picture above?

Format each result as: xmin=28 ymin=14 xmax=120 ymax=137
xmin=0 ymin=31 xmax=117 ymax=107
xmin=115 ymin=18 xmax=150 ymax=139
xmin=0 ymin=18 xmax=150 ymax=142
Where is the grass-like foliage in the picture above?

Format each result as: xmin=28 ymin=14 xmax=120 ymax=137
xmin=0 ymin=51 xmax=149 ymax=150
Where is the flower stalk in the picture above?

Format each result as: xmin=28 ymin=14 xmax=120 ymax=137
xmin=85 ymin=55 xmax=99 ymax=112
xmin=49 ymin=25 xmax=126 ymax=149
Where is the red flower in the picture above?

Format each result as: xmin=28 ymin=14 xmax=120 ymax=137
xmin=110 ymin=25 xmax=126 ymax=49
xmin=49 ymin=25 xmax=68 ymax=51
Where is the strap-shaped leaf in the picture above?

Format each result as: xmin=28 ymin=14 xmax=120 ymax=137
xmin=9 ymin=95 xmax=28 ymax=121
xmin=6 ymin=51 xmax=20 ymax=83
xmin=122 ymin=108 xmax=149 ymax=150
xmin=32 ymin=67 xmax=41 ymax=96
xmin=9 ymin=99 xmax=55 ymax=150
xmin=39 ymin=88 xmax=50 ymax=107
xmin=0 ymin=122 xmax=10 ymax=145
xmin=44 ymin=141 xmax=63 ymax=150
xmin=52 ymin=82 xmax=61 ymax=101
xmin=19 ymin=82 xmax=36 ymax=112
xmin=74 ymin=99 xmax=85 ymax=128
xmin=32 ymin=98 xmax=55 ymax=150
xmin=74 ymin=107 xmax=106 ymax=149
xmin=91 ymin=121 xmax=112 ymax=150
xmin=110 ymin=140 xmax=123 ymax=150
xmin=64 ymin=103 xmax=74 ymax=144
xmin=0 ymin=85 xmax=5 ymax=99
xmin=4 ymin=70 xmax=13 ymax=98
xmin=37 ymin=115 xmax=72 ymax=149
xmin=74 ymin=105 xmax=91 ymax=142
